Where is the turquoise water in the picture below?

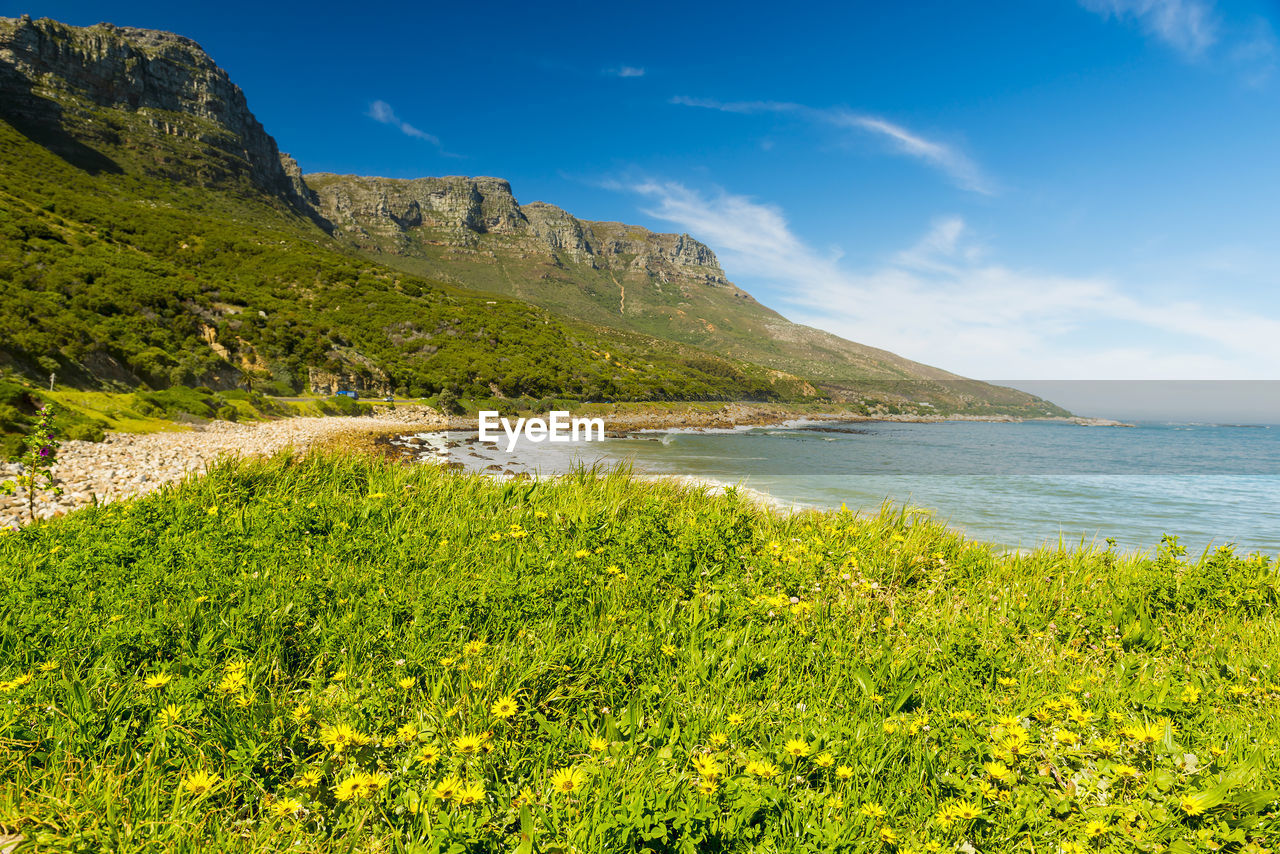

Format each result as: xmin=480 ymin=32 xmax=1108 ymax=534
xmin=588 ymin=421 xmax=1280 ymax=556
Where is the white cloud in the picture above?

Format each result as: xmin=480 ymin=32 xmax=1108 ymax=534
xmin=1081 ymin=0 xmax=1218 ymax=56
xmin=1081 ymin=0 xmax=1276 ymax=82
xmin=367 ymin=100 xmax=443 ymax=145
xmin=625 ymin=179 xmax=1280 ymax=379
xmin=670 ymin=97 xmax=995 ymax=195
xmin=605 ymin=66 xmax=646 ymax=77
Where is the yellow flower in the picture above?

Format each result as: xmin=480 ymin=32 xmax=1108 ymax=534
xmin=860 ymin=802 xmax=887 ymax=819
xmin=826 ymin=794 xmax=844 ymax=810
xmin=181 ymin=770 xmax=222 ymax=796
xmin=290 ymin=705 xmax=311 ymax=724
xmin=491 ymin=696 xmax=518 ymax=719
xmin=836 ymin=765 xmax=855 ymax=780
xmin=745 ymin=760 xmax=780 ymax=779
xmin=1179 ymin=792 xmax=1213 ymax=817
xmin=1112 ymin=763 xmax=1140 ymax=781
xmin=984 ymin=761 xmax=1012 ymax=782
xmin=695 ymin=778 xmax=718 ymax=795
xmin=319 ymin=723 xmax=371 ymax=754
xmin=330 ymin=670 xmax=347 ymax=683
xmin=590 ymin=736 xmax=609 ymax=753
xmin=463 ymin=640 xmax=487 ymax=656
xmin=727 ymin=713 xmax=746 ymax=726
xmin=1181 ymin=685 xmax=1202 ymax=703
xmin=297 ymin=768 xmax=323 ymax=788
xmin=457 ymin=781 xmax=486 ymax=806
xmin=1084 ymin=819 xmax=1109 ymax=838
xmin=784 ymin=738 xmax=812 ymax=758
xmin=38 ymin=660 xmax=58 ymax=673
xmin=417 ymin=744 xmax=442 ymax=764
xmin=433 ymin=775 xmax=462 ymax=802
xmin=815 ymin=752 xmax=835 ymax=768
xmin=397 ymin=676 xmax=415 ymax=690
xmin=709 ymin=732 xmax=729 ymax=748
xmin=573 ymin=549 xmax=591 ymax=559
xmin=397 ymin=722 xmax=420 ymax=743
xmin=1091 ymin=737 xmax=1119 ymax=756
xmin=550 ymin=765 xmax=587 ymax=794
xmin=880 ymin=826 xmax=899 ymax=844
xmin=453 ymin=732 xmax=488 ymax=754
xmin=951 ymin=799 xmax=982 ymax=820
xmin=333 ymin=776 xmax=362 ymax=801
xmin=534 ymin=511 xmax=548 ymax=519
xmin=216 ymin=670 xmax=247 ymax=695
xmin=270 ymin=797 xmax=303 ymax=818
xmin=882 ymin=720 xmax=900 ymax=735
xmin=160 ymin=704 xmax=183 ymax=726
xmin=691 ymin=755 xmax=723 ymax=780
xmin=1056 ymin=729 xmax=1080 ymax=746
xmin=661 ymin=644 xmax=677 ymax=657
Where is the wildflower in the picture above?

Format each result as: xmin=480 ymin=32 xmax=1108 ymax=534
xmin=319 ymin=723 xmax=371 ymax=754
xmin=606 ymin=565 xmax=622 ymax=576
xmin=143 ymin=671 xmax=174 ymax=689
xmin=691 ymin=755 xmax=723 ymax=780
xmin=290 ymin=705 xmax=311 ymax=724
xmin=550 ymin=766 xmax=587 ymax=794
xmin=860 ymin=802 xmax=887 ymax=819
xmin=534 ymin=511 xmax=548 ymax=519
xmin=160 ymin=704 xmax=183 ymax=726
xmin=727 ymin=713 xmax=746 ymax=726
xmin=1056 ymin=729 xmax=1080 ymax=746
xmin=573 ymin=549 xmax=591 ymax=559
xmin=996 ymin=676 xmax=1018 ymax=687
xmin=270 ymin=797 xmax=303 ymax=818
xmin=815 ymin=752 xmax=835 ymax=768
xmin=590 ymin=736 xmax=609 ymax=753
xmin=984 ymin=761 xmax=1013 ymax=782
xmin=826 ymin=794 xmax=844 ymax=810
xmin=417 ymin=744 xmax=442 ymax=764
xmin=709 ymin=732 xmax=729 ymax=748
xmin=1179 ymin=792 xmax=1213 ymax=817
xmin=491 ymin=696 xmax=518 ymax=719
xmin=951 ymin=800 xmax=982 ymax=820
xmin=181 ymin=770 xmax=222 ymax=796
xmin=695 ymin=779 xmax=718 ymax=795
xmin=1111 ymin=764 xmax=1140 ymax=781
xmin=453 ymin=732 xmax=488 ymax=754
xmin=463 ymin=640 xmax=487 ymax=656
xmin=836 ymin=765 xmax=855 ymax=780
xmin=1181 ymin=685 xmax=1202 ymax=703
xmin=882 ymin=720 xmax=900 ymax=735
xmin=333 ymin=776 xmax=362 ymax=801
xmin=297 ymin=768 xmax=323 ymax=788
xmin=1084 ymin=820 xmax=1109 ymax=839
xmin=397 ymin=722 xmax=420 ymax=743
xmin=457 ymin=781 xmax=485 ymax=806
xmin=661 ymin=644 xmax=677 ymax=657
xmin=1091 ymin=737 xmax=1119 ymax=756
xmin=784 ymin=738 xmax=811 ymax=759
xmin=216 ymin=670 xmax=247 ymax=695
xmin=38 ymin=661 xmax=58 ymax=673
xmin=330 ymin=670 xmax=347 ymax=682
xmin=397 ymin=676 xmax=415 ymax=690
xmin=996 ymin=715 xmax=1022 ymax=729
xmin=880 ymin=826 xmax=899 ymax=845
xmin=745 ymin=760 xmax=780 ymax=779
xmin=433 ymin=775 xmax=463 ymax=802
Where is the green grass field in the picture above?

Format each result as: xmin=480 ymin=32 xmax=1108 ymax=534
xmin=0 ymin=455 xmax=1277 ymax=852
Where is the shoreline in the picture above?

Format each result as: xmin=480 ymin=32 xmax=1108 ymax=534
xmin=1 ymin=402 xmax=1130 ymax=529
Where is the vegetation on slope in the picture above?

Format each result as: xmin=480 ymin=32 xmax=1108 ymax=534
xmin=0 ymin=114 xmax=800 ymax=407
xmin=0 ymin=455 xmax=1276 ymax=851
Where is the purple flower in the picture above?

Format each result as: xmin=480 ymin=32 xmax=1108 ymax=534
xmin=38 ymin=446 xmax=52 ymax=458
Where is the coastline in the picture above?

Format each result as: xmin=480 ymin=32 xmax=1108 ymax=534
xmin=0 ymin=401 xmax=1128 ymax=529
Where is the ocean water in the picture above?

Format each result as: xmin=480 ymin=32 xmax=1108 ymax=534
xmin=416 ymin=420 xmax=1280 ymax=556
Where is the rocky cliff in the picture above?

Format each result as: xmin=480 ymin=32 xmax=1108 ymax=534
xmin=0 ymin=15 xmax=307 ymax=204
xmin=305 ymin=173 xmax=730 ymax=287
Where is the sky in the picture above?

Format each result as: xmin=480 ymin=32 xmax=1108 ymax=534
xmin=17 ymin=0 xmax=1280 ymax=392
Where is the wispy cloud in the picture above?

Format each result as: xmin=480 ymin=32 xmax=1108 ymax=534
xmin=670 ymin=97 xmax=995 ymax=195
xmin=1081 ymin=0 xmax=1218 ymax=56
xmin=368 ymin=100 xmax=453 ymax=150
xmin=621 ymin=179 xmax=1280 ymax=379
xmin=604 ymin=66 xmax=646 ymax=77
xmin=1080 ymin=0 xmax=1276 ymax=82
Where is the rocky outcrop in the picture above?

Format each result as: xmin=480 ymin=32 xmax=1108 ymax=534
xmin=306 ymin=173 xmax=729 ymax=286
xmin=0 ymin=15 xmax=307 ymax=206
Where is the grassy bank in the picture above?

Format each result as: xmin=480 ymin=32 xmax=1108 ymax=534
xmin=0 ymin=455 xmax=1277 ymax=852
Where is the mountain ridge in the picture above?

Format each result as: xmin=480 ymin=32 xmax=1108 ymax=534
xmin=0 ymin=15 xmax=1066 ymax=416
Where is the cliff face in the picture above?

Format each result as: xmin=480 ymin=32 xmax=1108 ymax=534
xmin=305 ymin=173 xmax=729 ymax=286
xmin=0 ymin=15 xmax=307 ymax=204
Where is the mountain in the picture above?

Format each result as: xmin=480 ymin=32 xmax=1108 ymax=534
xmin=0 ymin=15 xmax=1066 ymax=416
xmin=306 ymin=174 xmax=1022 ymax=405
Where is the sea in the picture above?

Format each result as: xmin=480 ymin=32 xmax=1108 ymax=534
xmin=403 ymin=420 xmax=1280 ymax=557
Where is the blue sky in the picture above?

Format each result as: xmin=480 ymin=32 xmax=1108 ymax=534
xmin=21 ymin=0 xmax=1280 ymax=382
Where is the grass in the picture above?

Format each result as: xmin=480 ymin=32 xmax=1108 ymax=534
xmin=0 ymin=454 xmax=1277 ymax=852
